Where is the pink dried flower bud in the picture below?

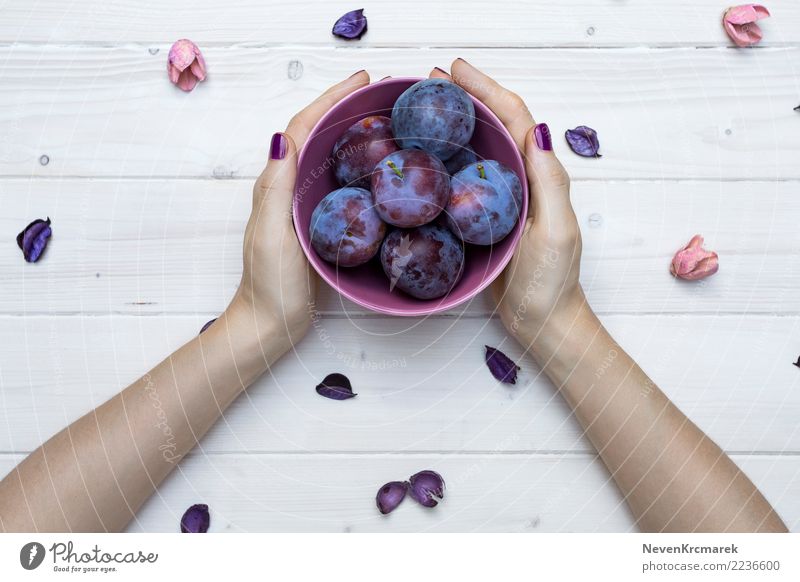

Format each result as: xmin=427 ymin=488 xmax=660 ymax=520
xmin=167 ymin=39 xmax=207 ymax=92
xmin=723 ymin=5 xmax=770 ymax=47
xmin=670 ymin=235 xmax=719 ymax=281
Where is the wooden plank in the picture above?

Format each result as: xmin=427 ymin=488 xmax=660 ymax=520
xmin=2 ymin=179 xmax=799 ymax=316
xmin=1 ymin=1 xmax=798 ymax=47
xmin=1 ymin=452 xmax=796 ymax=532
xmin=1 ymin=315 xmax=798 ymax=455
xmin=1 ymin=46 xmax=799 ymax=180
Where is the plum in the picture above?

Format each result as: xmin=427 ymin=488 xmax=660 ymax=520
xmin=446 ymin=160 xmax=523 ymax=245
xmin=332 ymin=115 xmax=399 ymax=189
xmin=392 ymin=79 xmax=475 ymax=161
xmin=380 ymin=224 xmax=464 ymax=300
xmin=371 ymin=149 xmax=449 ymax=228
xmin=443 ymin=144 xmax=479 ymax=175
xmin=310 ymin=187 xmax=387 ymax=267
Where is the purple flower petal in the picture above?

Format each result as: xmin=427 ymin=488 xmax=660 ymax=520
xmin=315 ymin=372 xmax=357 ymax=400
xmin=199 ymin=318 xmax=217 ymax=335
xmin=565 ymin=126 xmax=602 ymax=158
xmin=485 ymin=345 xmax=520 ymax=385
xmin=16 ymin=217 xmax=52 ymax=263
xmin=332 ymin=9 xmax=368 ymax=40
xmin=376 ymin=481 xmax=408 ymax=514
xmin=408 ymin=470 xmax=445 ymax=508
xmin=180 ymin=503 xmax=210 ymax=533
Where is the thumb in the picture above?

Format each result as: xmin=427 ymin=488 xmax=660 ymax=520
xmin=253 ymin=131 xmax=298 ymax=222
xmin=524 ymin=123 xmax=573 ymax=227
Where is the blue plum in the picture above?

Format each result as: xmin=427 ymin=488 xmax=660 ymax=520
xmin=443 ymin=144 xmax=479 ymax=175
xmin=371 ymin=149 xmax=449 ymax=228
xmin=380 ymin=224 xmax=464 ymax=300
xmin=310 ymin=187 xmax=387 ymax=267
xmin=392 ymin=79 xmax=475 ymax=161
xmin=445 ymin=160 xmax=523 ymax=245
xmin=332 ymin=115 xmax=399 ymax=189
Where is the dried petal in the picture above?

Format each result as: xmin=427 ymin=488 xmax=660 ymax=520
xmin=793 ymin=356 xmax=800 ymax=369
xmin=485 ymin=345 xmax=520 ymax=385
xmin=16 ymin=217 xmax=52 ymax=263
xmin=199 ymin=318 xmax=217 ymax=334
xmin=180 ymin=503 xmax=210 ymax=533
xmin=315 ymin=372 xmax=357 ymax=400
xmin=565 ymin=126 xmax=602 ymax=158
xmin=167 ymin=39 xmax=207 ymax=92
xmin=794 ymin=105 xmax=800 ymax=112
xmin=332 ymin=9 xmax=368 ymax=40
xmin=670 ymin=235 xmax=719 ymax=281
xmin=376 ymin=481 xmax=408 ymax=514
xmin=408 ymin=470 xmax=445 ymax=508
xmin=723 ymin=5 xmax=770 ymax=47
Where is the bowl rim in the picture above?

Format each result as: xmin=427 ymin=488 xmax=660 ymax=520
xmin=293 ymin=76 xmax=528 ymax=317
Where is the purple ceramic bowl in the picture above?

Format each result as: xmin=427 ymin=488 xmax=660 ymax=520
xmin=293 ymin=77 xmax=528 ymax=316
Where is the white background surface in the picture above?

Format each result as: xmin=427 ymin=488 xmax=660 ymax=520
xmin=0 ymin=1 xmax=799 ymax=532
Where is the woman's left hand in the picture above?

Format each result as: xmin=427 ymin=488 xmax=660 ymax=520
xmin=227 ymin=71 xmax=371 ymax=348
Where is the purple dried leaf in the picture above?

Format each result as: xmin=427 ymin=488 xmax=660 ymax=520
xmin=408 ymin=470 xmax=445 ymax=508
xmin=180 ymin=503 xmax=210 ymax=533
xmin=16 ymin=217 xmax=52 ymax=263
xmin=332 ymin=9 xmax=368 ymax=40
xmin=795 ymin=104 xmax=800 ymax=111
xmin=199 ymin=318 xmax=217 ymax=335
xmin=376 ymin=481 xmax=408 ymax=514
xmin=565 ymin=125 xmax=602 ymax=158
xmin=485 ymin=345 xmax=520 ymax=385
xmin=315 ymin=372 xmax=357 ymax=400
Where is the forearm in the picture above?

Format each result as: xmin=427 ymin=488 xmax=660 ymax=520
xmin=520 ymin=293 xmax=786 ymax=532
xmin=0 ymin=302 xmax=288 ymax=532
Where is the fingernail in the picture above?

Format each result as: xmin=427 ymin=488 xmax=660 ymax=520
xmin=349 ymin=69 xmax=366 ymax=79
xmin=455 ymin=57 xmax=470 ymax=65
xmin=433 ymin=66 xmax=447 ymax=75
xmin=534 ymin=123 xmax=552 ymax=151
xmin=380 ymin=75 xmax=392 ymax=81
xmin=270 ymin=132 xmax=287 ymax=160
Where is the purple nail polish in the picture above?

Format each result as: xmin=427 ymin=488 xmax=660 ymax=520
xmin=534 ymin=123 xmax=552 ymax=151
xmin=270 ymin=132 xmax=287 ymax=160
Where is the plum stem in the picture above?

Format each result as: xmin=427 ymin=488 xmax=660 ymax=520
xmin=386 ymin=160 xmax=403 ymax=179
xmin=477 ymin=163 xmax=486 ymax=179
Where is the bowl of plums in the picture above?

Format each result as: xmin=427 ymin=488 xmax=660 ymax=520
xmin=293 ymin=77 xmax=528 ymax=316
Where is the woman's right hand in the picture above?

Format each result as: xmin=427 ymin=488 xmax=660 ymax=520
xmin=438 ymin=59 xmax=586 ymax=349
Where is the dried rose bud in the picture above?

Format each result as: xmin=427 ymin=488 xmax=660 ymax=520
xmin=17 ymin=217 xmax=52 ymax=263
xmin=376 ymin=481 xmax=408 ymax=515
xmin=670 ymin=235 xmax=719 ymax=281
xmin=408 ymin=470 xmax=445 ymax=508
xmin=315 ymin=373 xmax=357 ymax=400
xmin=485 ymin=345 xmax=520 ymax=384
xmin=723 ymin=5 xmax=770 ymax=47
xmin=180 ymin=503 xmax=210 ymax=533
xmin=565 ymin=126 xmax=602 ymax=158
xmin=199 ymin=318 xmax=217 ymax=335
xmin=332 ymin=9 xmax=368 ymax=40
xmin=167 ymin=39 xmax=207 ymax=92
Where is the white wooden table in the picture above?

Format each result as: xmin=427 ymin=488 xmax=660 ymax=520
xmin=1 ymin=1 xmax=799 ymax=532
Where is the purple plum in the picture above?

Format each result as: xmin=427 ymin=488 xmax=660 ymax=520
xmin=380 ymin=224 xmax=464 ymax=300
xmin=443 ymin=144 xmax=479 ymax=175
xmin=446 ymin=160 xmax=523 ymax=245
xmin=371 ymin=149 xmax=449 ymax=228
xmin=392 ymin=79 xmax=475 ymax=161
xmin=310 ymin=187 xmax=387 ymax=267
xmin=332 ymin=115 xmax=399 ymax=189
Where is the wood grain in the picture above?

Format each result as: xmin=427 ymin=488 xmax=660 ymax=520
xmin=1 ymin=179 xmax=798 ymax=316
xmin=1 ymin=1 xmax=798 ymax=47
xmin=1 ymin=452 xmax=796 ymax=532
xmin=1 ymin=314 xmax=797 ymax=455
xmin=1 ymin=47 xmax=798 ymax=180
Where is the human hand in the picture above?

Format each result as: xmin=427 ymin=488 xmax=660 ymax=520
xmin=227 ymin=71 xmax=371 ymax=348
xmin=437 ymin=60 xmax=585 ymax=350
